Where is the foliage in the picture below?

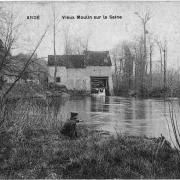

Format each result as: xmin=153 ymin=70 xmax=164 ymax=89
xmin=111 ymin=37 xmax=180 ymax=98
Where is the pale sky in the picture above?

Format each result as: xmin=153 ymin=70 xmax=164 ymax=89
xmin=2 ymin=1 xmax=180 ymax=69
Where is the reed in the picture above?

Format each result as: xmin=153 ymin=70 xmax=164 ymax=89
xmin=0 ymin=97 xmax=180 ymax=178
xmin=165 ymin=99 xmax=180 ymax=153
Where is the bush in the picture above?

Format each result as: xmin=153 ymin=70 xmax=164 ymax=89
xmin=149 ymin=87 xmax=170 ymax=98
xmin=48 ymin=83 xmax=67 ymax=92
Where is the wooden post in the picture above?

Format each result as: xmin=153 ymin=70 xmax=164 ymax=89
xmin=53 ymin=6 xmax=57 ymax=85
xmin=150 ymin=45 xmax=152 ymax=88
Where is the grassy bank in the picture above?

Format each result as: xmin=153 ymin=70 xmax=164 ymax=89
xmin=2 ymin=82 xmax=71 ymax=100
xmin=1 ymin=97 xmax=180 ymax=179
xmin=1 ymin=124 xmax=180 ymax=179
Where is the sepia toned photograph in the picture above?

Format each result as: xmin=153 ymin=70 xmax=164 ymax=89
xmin=1 ymin=0 xmax=180 ymax=178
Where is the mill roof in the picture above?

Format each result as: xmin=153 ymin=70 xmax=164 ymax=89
xmin=48 ymin=51 xmax=112 ymax=68
xmin=48 ymin=55 xmax=85 ymax=68
xmin=85 ymin=51 xmax=111 ymax=66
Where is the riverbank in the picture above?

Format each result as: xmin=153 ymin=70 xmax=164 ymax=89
xmin=1 ymin=83 xmax=71 ymax=100
xmin=1 ymin=84 xmax=180 ymax=178
xmin=114 ymin=86 xmax=180 ymax=98
xmin=0 ymin=124 xmax=180 ymax=179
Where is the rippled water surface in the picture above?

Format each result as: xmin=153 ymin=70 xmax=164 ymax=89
xmin=48 ymin=95 xmax=180 ymax=141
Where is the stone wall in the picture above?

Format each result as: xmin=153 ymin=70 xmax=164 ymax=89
xmin=48 ymin=66 xmax=114 ymax=95
xmin=48 ymin=66 xmax=67 ymax=84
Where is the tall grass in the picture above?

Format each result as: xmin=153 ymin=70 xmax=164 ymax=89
xmin=0 ymin=97 xmax=179 ymax=178
xmin=10 ymin=97 xmax=67 ymax=138
xmin=166 ymin=99 xmax=180 ymax=151
xmin=1 ymin=87 xmax=180 ymax=178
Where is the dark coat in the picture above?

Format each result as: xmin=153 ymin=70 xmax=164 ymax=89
xmin=61 ymin=119 xmax=79 ymax=138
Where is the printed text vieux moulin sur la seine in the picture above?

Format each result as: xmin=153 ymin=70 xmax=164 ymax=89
xmin=62 ymin=15 xmax=122 ymax=20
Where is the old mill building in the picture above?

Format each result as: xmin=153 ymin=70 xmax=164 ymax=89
xmin=48 ymin=51 xmax=114 ymax=95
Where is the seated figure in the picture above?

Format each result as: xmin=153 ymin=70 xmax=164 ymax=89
xmin=61 ymin=112 xmax=80 ymax=138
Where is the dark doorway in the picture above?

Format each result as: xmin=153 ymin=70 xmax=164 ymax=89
xmin=90 ymin=76 xmax=110 ymax=95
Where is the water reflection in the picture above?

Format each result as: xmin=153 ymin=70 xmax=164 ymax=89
xmin=135 ymin=100 xmax=146 ymax=120
xmin=124 ymin=99 xmax=133 ymax=120
xmin=14 ymin=95 xmax=180 ymax=141
xmin=90 ymin=96 xmax=109 ymax=113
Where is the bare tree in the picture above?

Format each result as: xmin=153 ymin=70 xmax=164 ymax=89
xmin=122 ymin=42 xmax=134 ymax=90
xmin=132 ymin=45 xmax=138 ymax=92
xmin=72 ymin=35 xmax=91 ymax=55
xmin=163 ymin=40 xmax=167 ymax=90
xmin=63 ymin=25 xmax=72 ymax=55
xmin=149 ymin=43 xmax=153 ymax=88
xmin=154 ymin=38 xmax=167 ymax=90
xmin=62 ymin=25 xmax=91 ymax=55
xmin=134 ymin=11 xmax=151 ymax=70
xmin=111 ymin=44 xmax=122 ymax=94
xmin=2 ymin=26 xmax=49 ymax=99
xmin=147 ymin=34 xmax=154 ymax=89
xmin=0 ymin=8 xmax=25 ymax=95
xmin=111 ymin=47 xmax=119 ymax=75
xmin=155 ymin=39 xmax=163 ymax=73
xmin=53 ymin=6 xmax=57 ymax=84
xmin=111 ymin=41 xmax=135 ymax=95
xmin=134 ymin=11 xmax=151 ymax=96
xmin=0 ymin=8 xmax=50 ymax=134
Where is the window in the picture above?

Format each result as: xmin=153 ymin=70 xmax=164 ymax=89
xmin=56 ymin=77 xmax=61 ymax=83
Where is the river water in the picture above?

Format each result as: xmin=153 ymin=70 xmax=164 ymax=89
xmin=47 ymin=95 xmax=180 ymax=141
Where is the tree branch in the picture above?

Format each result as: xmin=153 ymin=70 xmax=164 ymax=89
xmin=2 ymin=25 xmax=50 ymax=99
